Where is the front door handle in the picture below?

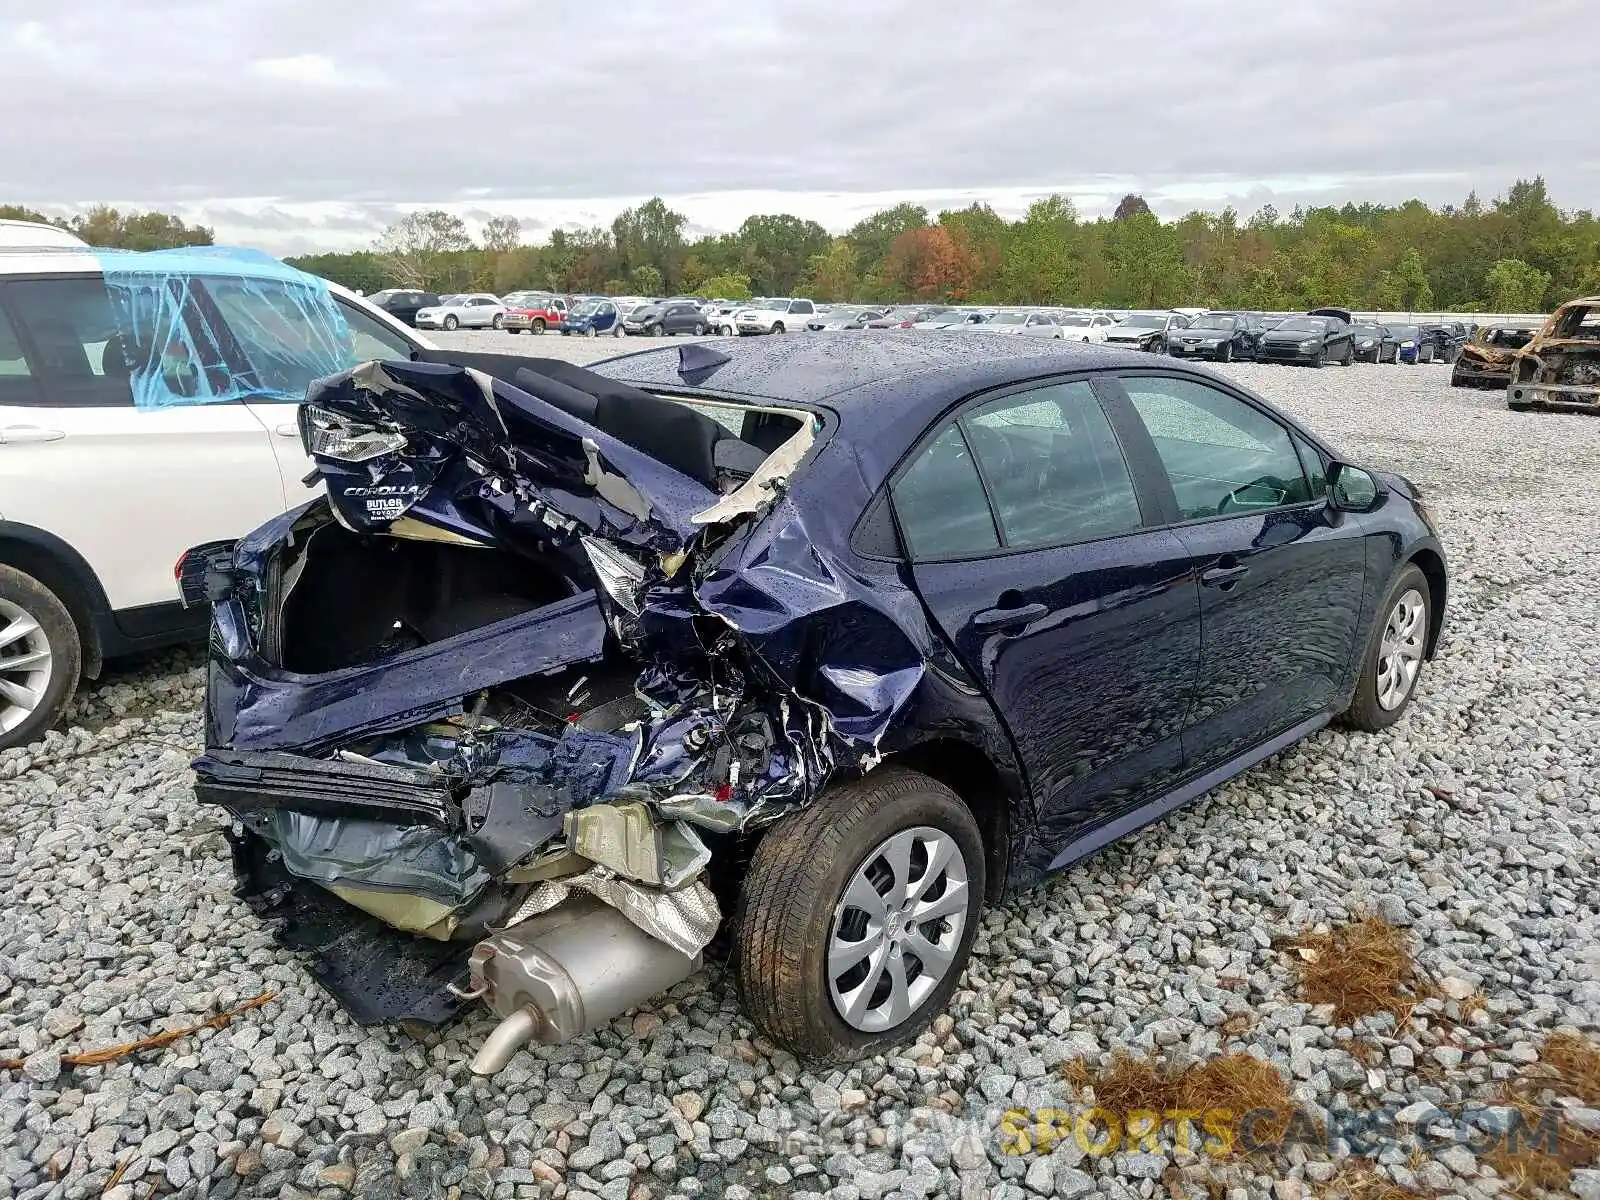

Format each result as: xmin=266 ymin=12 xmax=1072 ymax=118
xmin=1201 ymin=563 xmax=1250 ymax=589
xmin=972 ymin=601 xmax=1047 ymax=630
xmin=0 ymin=425 xmax=66 ymax=444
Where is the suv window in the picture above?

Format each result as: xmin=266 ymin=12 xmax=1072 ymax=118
xmin=892 ymin=425 xmax=999 ymax=559
xmin=338 ymin=299 xmax=415 ymax=362
xmin=1121 ymin=375 xmax=1311 ymax=519
xmin=791 ymin=301 xmax=813 ymax=314
xmin=963 ymin=382 xmax=1141 ymax=549
xmin=6 ymin=277 xmax=133 ymax=406
xmin=204 ymin=276 xmax=348 ymax=402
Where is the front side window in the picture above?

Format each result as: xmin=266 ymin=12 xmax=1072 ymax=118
xmin=891 ymin=425 xmax=999 ymax=559
xmin=339 ymin=300 xmax=415 ymax=362
xmin=963 ymin=382 xmax=1142 ymax=549
xmin=1121 ymin=376 xmax=1311 ymax=520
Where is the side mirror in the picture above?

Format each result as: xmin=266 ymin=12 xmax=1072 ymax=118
xmin=1326 ymin=461 xmax=1382 ymax=512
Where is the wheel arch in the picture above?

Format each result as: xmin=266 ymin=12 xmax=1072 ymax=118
xmin=0 ymin=521 xmax=107 ymax=678
xmin=875 ymin=737 xmax=1015 ymax=902
xmin=1405 ymin=547 xmax=1447 ymax=659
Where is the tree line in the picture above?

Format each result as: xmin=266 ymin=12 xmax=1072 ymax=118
xmin=7 ymin=178 xmax=1597 ymax=313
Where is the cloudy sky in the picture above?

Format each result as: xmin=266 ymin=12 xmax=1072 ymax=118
xmin=2 ymin=0 xmax=1595 ymax=255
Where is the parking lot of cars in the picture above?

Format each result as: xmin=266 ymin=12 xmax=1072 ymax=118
xmin=4 ymin=319 xmax=1598 ymax=1200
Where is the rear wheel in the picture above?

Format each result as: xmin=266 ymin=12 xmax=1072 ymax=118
xmin=735 ymin=768 xmax=984 ymax=1060
xmin=0 ymin=565 xmax=80 ymax=751
xmin=532 ymin=318 xmax=545 ymax=334
xmin=1341 ymin=565 xmax=1429 ymax=732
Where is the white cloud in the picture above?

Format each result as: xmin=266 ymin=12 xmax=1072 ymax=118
xmin=250 ymin=52 xmax=382 ymax=89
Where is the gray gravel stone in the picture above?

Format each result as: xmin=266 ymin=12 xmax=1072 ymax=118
xmin=3 ymin=353 xmax=1598 ymax=1200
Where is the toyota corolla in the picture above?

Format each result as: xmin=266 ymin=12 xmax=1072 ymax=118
xmin=184 ymin=335 xmax=1447 ymax=1071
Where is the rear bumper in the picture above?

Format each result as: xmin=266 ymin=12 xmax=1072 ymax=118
xmin=1507 ymin=381 xmax=1600 ymax=410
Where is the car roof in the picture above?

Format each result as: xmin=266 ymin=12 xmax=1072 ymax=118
xmin=592 ymin=331 xmax=1158 ymax=434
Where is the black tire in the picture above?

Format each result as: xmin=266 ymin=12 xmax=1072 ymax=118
xmin=532 ymin=319 xmax=545 ymax=334
xmin=1340 ymin=342 xmax=1353 ymax=366
xmin=442 ymin=315 xmax=459 ymax=331
xmin=509 ymin=328 xmax=524 ymax=335
xmin=1340 ymin=564 xmax=1430 ymax=733
xmin=772 ymin=322 xmax=785 ymax=334
xmin=1508 ymin=400 xmax=1532 ymax=412
xmin=491 ymin=314 xmax=504 ymax=330
xmin=735 ymin=767 xmax=985 ymax=1061
xmin=1311 ymin=347 xmax=1325 ymax=368
xmin=0 ymin=564 xmax=81 ymax=752
xmin=585 ymin=325 xmax=598 ymax=338
xmin=1220 ymin=341 xmax=1233 ymax=363
xmin=694 ymin=323 xmax=706 ymax=336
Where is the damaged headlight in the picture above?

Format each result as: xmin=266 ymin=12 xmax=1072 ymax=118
xmin=582 ymin=536 xmax=647 ymax=616
xmin=299 ymin=405 xmax=408 ymax=462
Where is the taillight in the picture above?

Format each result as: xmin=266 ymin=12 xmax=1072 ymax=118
xmin=176 ymin=541 xmax=238 ymax=608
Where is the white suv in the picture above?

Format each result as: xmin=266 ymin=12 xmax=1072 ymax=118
xmin=0 ymin=221 xmax=430 ymax=748
xmin=734 ymin=297 xmax=816 ymax=335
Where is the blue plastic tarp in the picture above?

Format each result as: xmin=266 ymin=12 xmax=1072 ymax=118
xmin=94 ymin=245 xmax=354 ymax=409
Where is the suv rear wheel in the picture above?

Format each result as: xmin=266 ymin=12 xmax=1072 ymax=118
xmin=0 ymin=565 xmax=81 ymax=749
xmin=735 ymin=767 xmax=984 ymax=1060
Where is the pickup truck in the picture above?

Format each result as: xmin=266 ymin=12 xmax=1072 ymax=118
xmin=734 ymin=297 xmax=818 ymax=335
xmin=502 ymin=294 xmax=568 ymax=335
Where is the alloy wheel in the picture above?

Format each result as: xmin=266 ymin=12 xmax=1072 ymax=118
xmin=1376 ymin=588 xmax=1426 ymax=711
xmin=0 ymin=597 xmax=54 ymax=735
xmin=827 ymin=826 xmax=970 ymax=1033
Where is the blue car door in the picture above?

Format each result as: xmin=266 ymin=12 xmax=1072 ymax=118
xmin=895 ymin=377 xmax=1203 ymax=857
xmin=1104 ymin=371 xmax=1368 ymax=777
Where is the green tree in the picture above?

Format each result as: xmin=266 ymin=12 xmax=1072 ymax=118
xmin=805 ymin=239 xmax=860 ymax=301
xmin=1375 ymin=246 xmax=1435 ymax=311
xmin=612 ymin=197 xmax=688 ymax=288
xmin=286 ymin=251 xmax=389 ymax=294
xmin=1105 ymin=212 xmax=1191 ymax=307
xmin=67 ymin=205 xmax=213 ymax=250
xmin=699 ymin=272 xmax=752 ymax=301
xmin=0 ymin=204 xmax=55 ymax=224
xmin=731 ymin=214 xmax=830 ymax=294
xmin=844 ymin=202 xmax=929 ymax=276
xmin=1484 ymin=258 xmax=1552 ymax=312
xmin=629 ymin=264 xmax=664 ymax=296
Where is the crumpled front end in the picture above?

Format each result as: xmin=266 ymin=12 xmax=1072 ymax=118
xmin=191 ymin=357 xmax=930 ymax=1069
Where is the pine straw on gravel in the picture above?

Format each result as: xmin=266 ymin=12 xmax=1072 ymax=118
xmin=1483 ymin=1032 xmax=1600 ymax=1197
xmin=1283 ymin=917 xmax=1428 ymax=1025
xmin=1062 ymin=1051 xmax=1303 ymax=1154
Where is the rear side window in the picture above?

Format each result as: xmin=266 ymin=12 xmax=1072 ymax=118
xmin=0 ymin=304 xmax=33 ymax=379
xmin=5 ymin=277 xmax=133 ymax=406
xmin=892 ymin=425 xmax=999 ymax=559
xmin=963 ymin=382 xmax=1142 ymax=549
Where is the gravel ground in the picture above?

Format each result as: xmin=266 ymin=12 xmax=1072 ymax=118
xmin=3 ymin=344 xmax=1598 ymax=1200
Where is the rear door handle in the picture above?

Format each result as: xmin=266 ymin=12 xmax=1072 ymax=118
xmin=972 ymin=601 xmax=1047 ymax=630
xmin=0 ymin=425 xmax=66 ymax=444
xmin=1200 ymin=563 xmax=1250 ymax=589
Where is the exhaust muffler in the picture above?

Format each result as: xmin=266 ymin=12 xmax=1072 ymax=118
xmin=463 ymin=894 xmax=701 ymax=1075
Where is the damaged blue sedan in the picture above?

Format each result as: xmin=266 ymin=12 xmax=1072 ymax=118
xmin=186 ymin=333 xmax=1447 ymax=1071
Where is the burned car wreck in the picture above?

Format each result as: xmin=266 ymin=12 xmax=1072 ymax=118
xmin=189 ymin=336 xmax=1447 ymax=1071
xmin=1506 ymin=295 xmax=1600 ymax=411
xmin=1450 ymin=322 xmax=1536 ymax=389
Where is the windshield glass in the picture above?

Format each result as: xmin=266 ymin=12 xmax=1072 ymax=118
xmin=764 ymin=298 xmax=792 ymax=310
xmin=991 ymin=312 xmax=1028 ymax=325
xmin=1350 ymin=325 xmax=1383 ymax=337
xmin=1058 ymin=316 xmax=1093 ymax=327
xmin=1116 ymin=314 xmax=1166 ymax=329
xmin=1190 ymin=315 xmax=1236 ymax=330
xmin=1277 ymin=318 xmax=1324 ymax=333
xmin=438 ymin=295 xmax=463 ymax=306
xmin=1391 ymin=325 xmax=1421 ymax=340
xmin=572 ymin=300 xmax=601 ymax=316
